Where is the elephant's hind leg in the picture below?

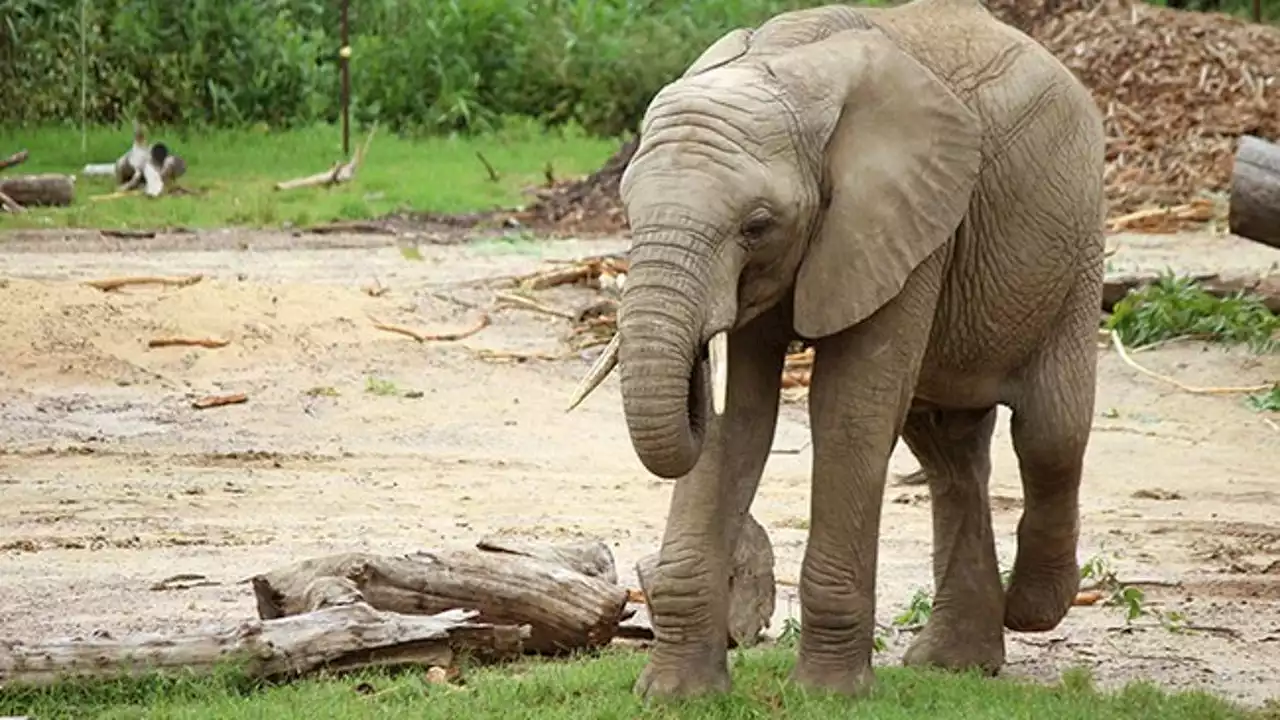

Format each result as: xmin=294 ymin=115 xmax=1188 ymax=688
xmin=1003 ymin=294 xmax=1098 ymax=631
xmin=899 ymin=406 xmax=1006 ymax=675
xmin=634 ymin=304 xmax=792 ymax=701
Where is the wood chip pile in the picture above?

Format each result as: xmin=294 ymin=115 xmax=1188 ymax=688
xmin=499 ymin=0 xmax=1278 ymax=231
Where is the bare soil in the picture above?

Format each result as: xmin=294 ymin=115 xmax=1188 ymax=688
xmin=1 ymin=227 xmax=1278 ymax=705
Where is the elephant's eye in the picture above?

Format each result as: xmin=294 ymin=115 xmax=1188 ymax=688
xmin=740 ymin=209 xmax=773 ymax=241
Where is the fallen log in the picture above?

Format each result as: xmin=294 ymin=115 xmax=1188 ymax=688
xmin=1228 ymin=135 xmax=1280 ymax=250
xmin=252 ymin=539 xmax=629 ymax=655
xmin=0 ymin=173 xmax=74 ymax=207
xmin=474 ymin=535 xmax=620 ymax=585
xmin=635 ymin=513 xmax=776 ymax=648
xmin=1102 ymin=271 xmax=1280 ymax=314
xmin=0 ymin=604 xmax=525 ymax=688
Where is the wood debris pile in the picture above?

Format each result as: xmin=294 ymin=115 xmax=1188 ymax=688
xmin=1002 ymin=0 xmax=1280 ymax=213
xmin=463 ymin=1 xmax=1277 ymax=234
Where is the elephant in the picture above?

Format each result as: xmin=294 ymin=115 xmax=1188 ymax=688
xmin=566 ymin=0 xmax=1106 ymax=701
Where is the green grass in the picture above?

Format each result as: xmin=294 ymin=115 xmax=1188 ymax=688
xmin=1 ymin=647 xmax=1271 ymax=720
xmin=0 ymin=119 xmax=620 ymax=231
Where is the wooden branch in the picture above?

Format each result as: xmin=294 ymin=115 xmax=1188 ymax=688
xmin=275 ymin=123 xmax=378 ymax=191
xmin=84 ymin=274 xmax=204 ymax=292
xmin=370 ymin=313 xmax=491 ymax=342
xmin=192 ymin=393 xmax=248 ymax=409
xmin=148 ymin=337 xmax=229 ymax=349
xmin=1108 ymin=330 xmax=1274 ymax=395
xmin=1102 ymin=271 xmax=1280 ymax=314
xmin=494 ymin=292 xmax=576 ymax=320
xmin=0 ymin=189 xmax=23 ymax=213
xmin=1228 ymin=135 xmax=1280 ymax=249
xmin=0 ymin=174 xmax=73 ymax=207
xmin=0 ymin=604 xmax=525 ymax=688
xmin=635 ymin=513 xmax=776 ymax=649
xmin=252 ymin=540 xmax=629 ymax=655
xmin=1105 ymin=198 xmax=1214 ymax=233
xmin=0 ymin=149 xmax=28 ymax=171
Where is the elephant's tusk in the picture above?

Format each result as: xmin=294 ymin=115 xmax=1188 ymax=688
xmin=565 ymin=332 xmax=621 ymax=412
xmin=709 ymin=331 xmax=728 ymax=416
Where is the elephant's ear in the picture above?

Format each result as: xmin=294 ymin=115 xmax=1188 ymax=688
xmin=770 ymin=30 xmax=983 ymax=340
xmin=682 ymin=28 xmax=752 ymax=78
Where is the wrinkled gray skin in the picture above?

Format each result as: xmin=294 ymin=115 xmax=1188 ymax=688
xmin=595 ymin=0 xmax=1105 ymax=702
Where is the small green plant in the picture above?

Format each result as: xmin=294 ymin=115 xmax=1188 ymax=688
xmin=1104 ymin=272 xmax=1280 ymax=352
xmin=305 ymin=386 xmax=340 ymax=397
xmin=364 ymin=376 xmax=401 ymax=396
xmin=892 ymin=588 xmax=934 ymax=627
xmin=1247 ymin=384 xmax=1280 ymax=412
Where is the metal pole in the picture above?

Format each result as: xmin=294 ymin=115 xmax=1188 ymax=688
xmin=340 ymin=0 xmax=351 ymax=156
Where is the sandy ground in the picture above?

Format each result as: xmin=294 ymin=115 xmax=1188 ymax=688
xmin=1 ymin=227 xmax=1278 ymax=705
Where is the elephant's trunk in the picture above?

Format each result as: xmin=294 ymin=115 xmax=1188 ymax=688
xmin=618 ymin=235 xmax=712 ymax=480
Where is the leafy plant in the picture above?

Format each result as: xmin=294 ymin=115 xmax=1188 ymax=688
xmin=1247 ymin=384 xmax=1280 ymax=412
xmin=1104 ymin=273 xmax=1280 ymax=352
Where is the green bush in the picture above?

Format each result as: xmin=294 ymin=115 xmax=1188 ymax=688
xmin=2 ymin=0 xmax=1275 ymax=136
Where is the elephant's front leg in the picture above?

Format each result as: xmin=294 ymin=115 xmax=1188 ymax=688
xmin=792 ymin=271 xmax=942 ymax=698
xmin=636 ymin=305 xmax=791 ymax=700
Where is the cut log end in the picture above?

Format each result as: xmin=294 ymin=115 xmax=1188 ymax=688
xmin=1228 ymin=135 xmax=1280 ymax=250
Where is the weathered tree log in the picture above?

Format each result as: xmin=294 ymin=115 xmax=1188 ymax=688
xmin=0 ymin=604 xmax=525 ymax=688
xmin=1228 ymin=135 xmax=1280 ymax=250
xmin=1103 ymin=271 xmax=1280 ymax=314
xmin=252 ymin=541 xmax=629 ymax=655
xmin=635 ymin=513 xmax=776 ymax=648
xmin=0 ymin=173 xmax=74 ymax=207
xmin=475 ymin=535 xmax=620 ymax=585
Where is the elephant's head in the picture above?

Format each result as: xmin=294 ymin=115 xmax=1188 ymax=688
xmin=568 ymin=25 xmax=984 ymax=479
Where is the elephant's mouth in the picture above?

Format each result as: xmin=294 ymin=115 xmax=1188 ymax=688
xmin=686 ymin=349 xmax=712 ymax=444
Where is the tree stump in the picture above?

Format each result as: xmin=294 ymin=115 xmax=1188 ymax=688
xmin=635 ymin=513 xmax=776 ymax=648
xmin=251 ymin=539 xmax=629 ymax=655
xmin=0 ymin=173 xmax=74 ymax=207
xmin=0 ymin=604 xmax=526 ymax=688
xmin=1228 ymin=135 xmax=1280 ymax=250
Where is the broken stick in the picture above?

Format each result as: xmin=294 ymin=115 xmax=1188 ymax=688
xmin=275 ymin=123 xmax=379 ymax=191
xmin=192 ymin=393 xmax=247 ymax=409
xmin=0 ymin=604 xmax=526 ymax=688
xmin=0 ymin=149 xmax=29 ymax=171
xmin=0 ymin=189 xmax=23 ymax=213
xmin=84 ymin=274 xmax=204 ymax=292
xmin=1108 ymin=330 xmax=1274 ymax=395
xmin=370 ymin=313 xmax=490 ymax=342
xmin=148 ymin=337 xmax=229 ymax=349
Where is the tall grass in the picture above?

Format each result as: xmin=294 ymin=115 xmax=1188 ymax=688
xmin=2 ymin=0 xmax=1276 ymax=136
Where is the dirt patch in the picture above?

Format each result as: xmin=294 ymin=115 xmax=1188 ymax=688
xmin=0 ymin=227 xmax=1278 ymax=705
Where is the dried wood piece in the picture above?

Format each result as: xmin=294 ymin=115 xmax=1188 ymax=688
xmin=474 ymin=536 xmax=619 ymax=585
xmin=370 ymin=313 xmax=491 ymax=342
xmin=0 ymin=174 xmax=73 ymax=207
xmin=84 ymin=274 xmax=204 ymax=292
xmin=192 ymin=393 xmax=248 ymax=409
xmin=1228 ymin=135 xmax=1280 ymax=250
xmin=1105 ymin=197 xmax=1215 ymax=233
xmin=636 ymin=513 xmax=776 ymax=648
xmin=275 ymin=123 xmax=378 ymax=191
xmin=0 ymin=149 xmax=28 ymax=171
xmin=148 ymin=337 xmax=229 ymax=349
xmin=1108 ymin=330 xmax=1274 ymax=395
xmin=302 ymin=220 xmax=396 ymax=235
xmin=0 ymin=604 xmax=524 ymax=688
xmin=252 ymin=542 xmax=629 ymax=655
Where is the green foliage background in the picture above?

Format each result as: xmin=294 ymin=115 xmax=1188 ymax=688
xmin=1 ymin=0 xmax=1276 ymax=136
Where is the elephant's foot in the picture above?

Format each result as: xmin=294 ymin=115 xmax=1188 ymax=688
xmin=902 ymin=617 xmax=1005 ymax=675
xmin=1004 ymin=559 xmax=1078 ymax=632
xmin=633 ymin=651 xmax=731 ymax=701
xmin=790 ymin=656 xmax=875 ymax=698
